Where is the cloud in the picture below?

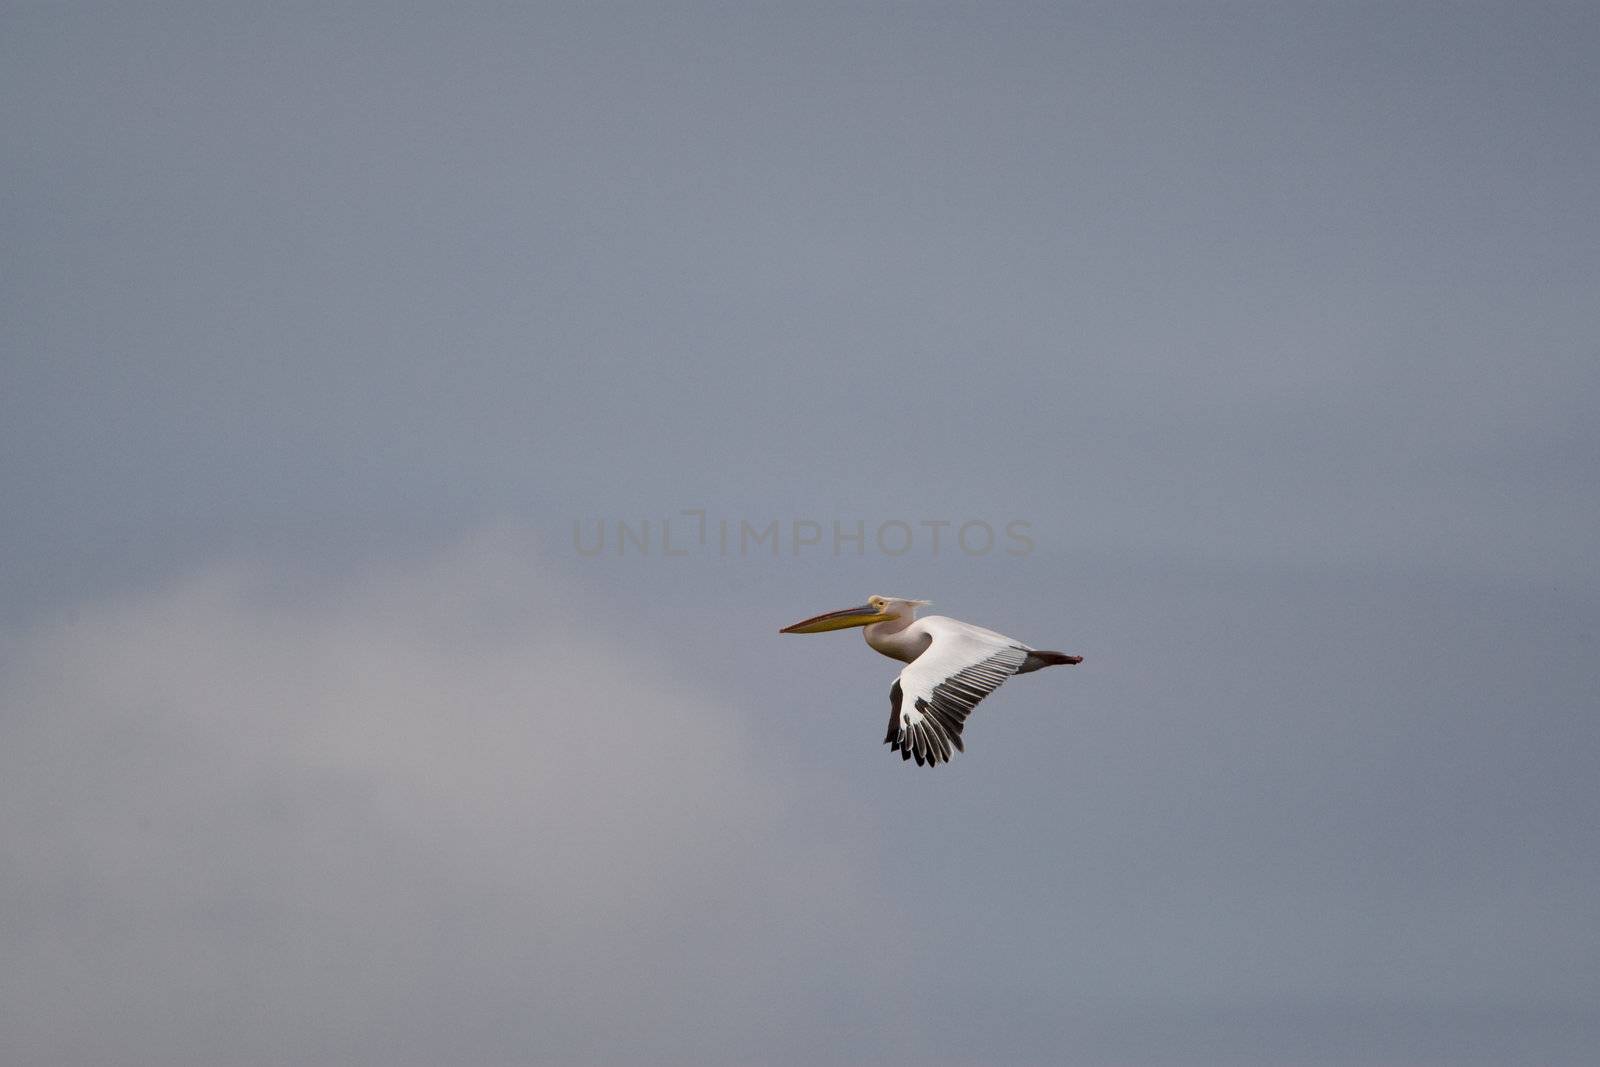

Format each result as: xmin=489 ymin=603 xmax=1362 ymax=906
xmin=0 ymin=532 xmax=902 ymax=1066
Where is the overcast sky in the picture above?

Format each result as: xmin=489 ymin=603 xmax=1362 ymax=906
xmin=4 ymin=3 xmax=1598 ymax=1065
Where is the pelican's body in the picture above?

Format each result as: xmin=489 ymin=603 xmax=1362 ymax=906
xmin=780 ymin=596 xmax=1082 ymax=767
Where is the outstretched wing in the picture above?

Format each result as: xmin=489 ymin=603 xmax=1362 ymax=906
xmin=886 ymin=619 xmax=1029 ymax=767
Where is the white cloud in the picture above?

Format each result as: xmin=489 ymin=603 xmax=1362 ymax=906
xmin=0 ymin=532 xmax=904 ymax=1066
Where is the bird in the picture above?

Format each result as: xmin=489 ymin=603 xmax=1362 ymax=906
xmin=780 ymin=596 xmax=1082 ymax=767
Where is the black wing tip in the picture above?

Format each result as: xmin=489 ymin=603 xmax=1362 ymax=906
xmin=886 ymin=736 xmax=954 ymax=767
xmin=887 ymin=674 xmax=983 ymax=767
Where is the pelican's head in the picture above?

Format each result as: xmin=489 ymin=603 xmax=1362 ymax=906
xmin=779 ymin=595 xmax=930 ymax=634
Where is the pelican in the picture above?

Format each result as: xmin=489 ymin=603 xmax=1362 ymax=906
xmin=780 ymin=596 xmax=1082 ymax=767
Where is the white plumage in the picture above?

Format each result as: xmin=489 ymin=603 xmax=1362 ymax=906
xmin=780 ymin=596 xmax=1082 ymax=767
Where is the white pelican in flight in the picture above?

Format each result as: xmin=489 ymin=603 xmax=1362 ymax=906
xmin=780 ymin=596 xmax=1082 ymax=767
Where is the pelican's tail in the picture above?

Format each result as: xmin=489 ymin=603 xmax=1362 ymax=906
xmin=1017 ymin=650 xmax=1083 ymax=674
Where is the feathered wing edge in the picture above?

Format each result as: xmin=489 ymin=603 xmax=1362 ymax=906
xmin=886 ymin=644 xmax=1028 ymax=767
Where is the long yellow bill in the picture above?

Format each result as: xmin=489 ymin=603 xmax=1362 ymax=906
xmin=780 ymin=604 xmax=896 ymax=634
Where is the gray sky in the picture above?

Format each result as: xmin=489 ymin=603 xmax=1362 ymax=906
xmin=3 ymin=3 xmax=1598 ymax=1064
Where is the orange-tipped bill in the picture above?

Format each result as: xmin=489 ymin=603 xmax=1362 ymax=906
xmin=779 ymin=604 xmax=896 ymax=634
